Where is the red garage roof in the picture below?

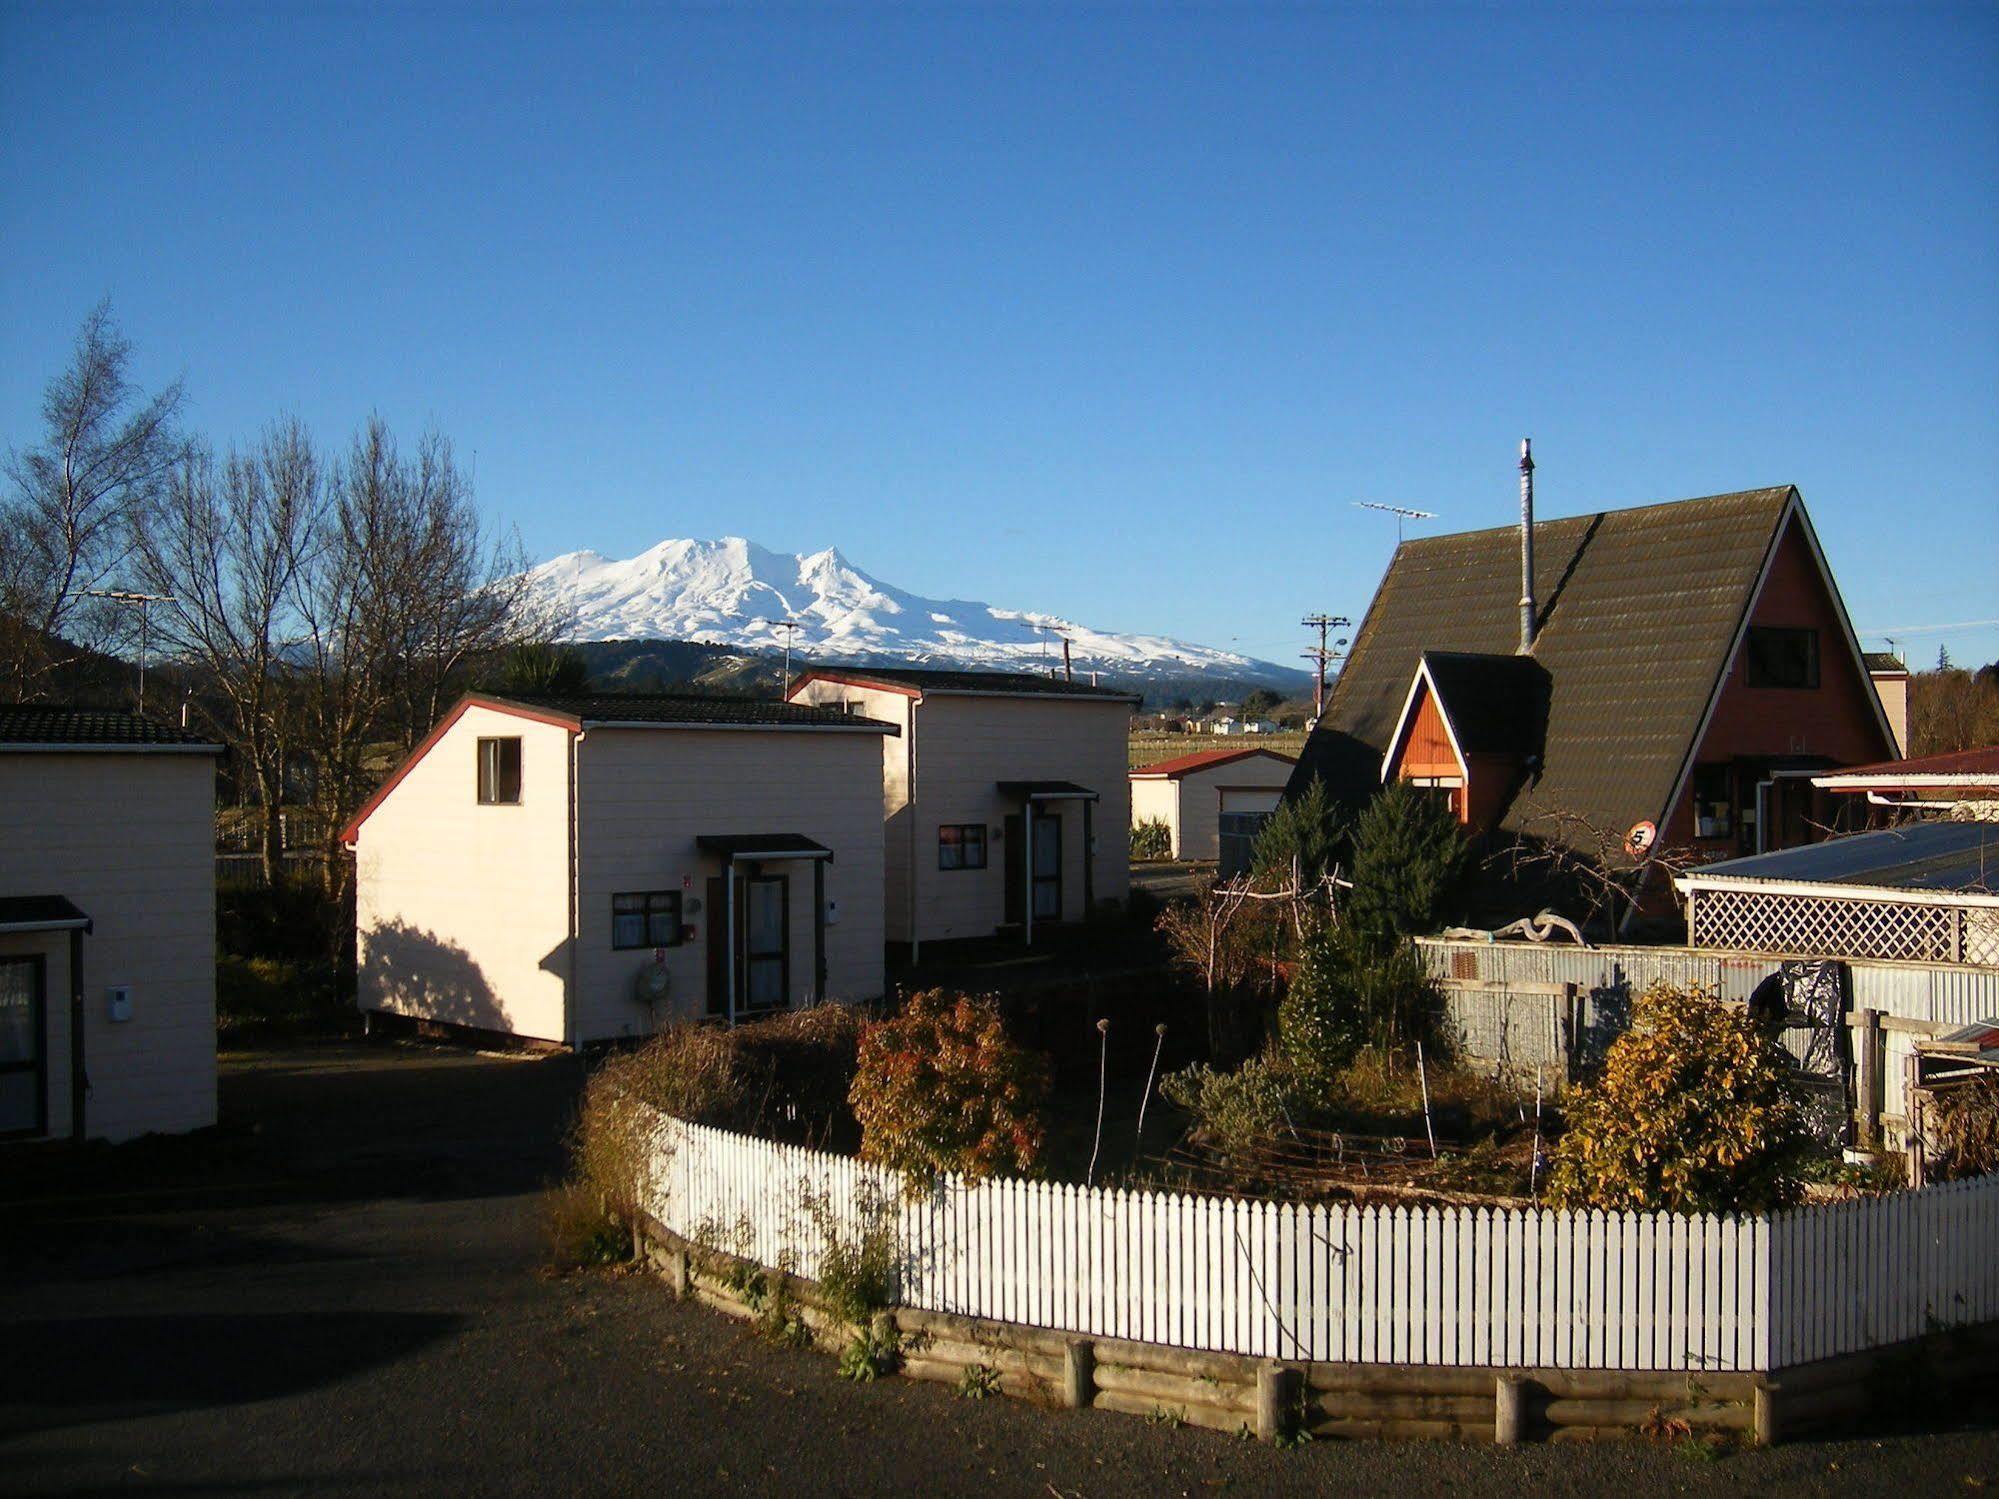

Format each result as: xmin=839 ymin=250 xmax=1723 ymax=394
xmin=1813 ymin=745 xmax=1999 ymax=791
xmin=1130 ymin=747 xmax=1297 ymax=780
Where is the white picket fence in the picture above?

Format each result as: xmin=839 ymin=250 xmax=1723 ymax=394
xmin=639 ymin=1107 xmax=1999 ymax=1375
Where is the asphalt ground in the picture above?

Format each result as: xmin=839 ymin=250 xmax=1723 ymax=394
xmin=2 ymin=1041 xmax=1996 ymax=1497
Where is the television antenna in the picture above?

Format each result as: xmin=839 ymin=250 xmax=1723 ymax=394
xmin=756 ymin=617 xmax=802 ymax=697
xmin=1353 ymin=501 xmax=1438 ymax=544
xmin=84 ymin=589 xmax=176 ymax=714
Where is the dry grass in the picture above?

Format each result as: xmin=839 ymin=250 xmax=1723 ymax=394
xmin=1130 ymin=731 xmax=1308 ymax=769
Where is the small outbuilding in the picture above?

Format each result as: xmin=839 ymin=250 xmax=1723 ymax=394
xmin=1129 ymin=747 xmax=1297 ymax=863
xmin=343 ymin=692 xmax=894 ymax=1044
xmin=786 ymin=667 xmax=1137 ymax=951
xmin=0 ymin=705 xmax=222 ymax=1143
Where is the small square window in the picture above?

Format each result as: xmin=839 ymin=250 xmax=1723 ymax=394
xmin=477 ymin=737 xmax=522 ymax=804
xmin=938 ymin=824 xmax=988 ymax=870
xmin=1692 ymin=764 xmax=1733 ymax=839
xmin=1745 ymin=627 xmax=1819 ymax=689
xmin=613 ymin=891 xmax=683 ymax=949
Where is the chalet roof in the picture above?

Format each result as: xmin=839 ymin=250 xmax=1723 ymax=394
xmin=0 ymin=704 xmax=221 ymax=752
xmin=1289 ymin=486 xmax=1804 ymax=846
xmin=476 ymin=691 xmax=897 ymax=732
xmin=1130 ymin=747 xmax=1297 ymax=780
xmin=790 ymin=665 xmax=1139 ymax=702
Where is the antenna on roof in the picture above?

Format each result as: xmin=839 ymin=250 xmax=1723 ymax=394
xmin=1353 ymin=502 xmax=1438 ymax=545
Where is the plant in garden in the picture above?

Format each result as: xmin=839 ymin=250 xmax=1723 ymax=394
xmin=1547 ymin=984 xmax=1809 ymax=1213
xmin=1342 ymin=780 xmax=1472 ymax=954
xmin=1251 ymin=776 xmax=1348 ymax=886
xmin=838 ymin=1323 xmax=901 ymax=1382
xmin=1925 ymin=1073 xmax=1999 ymax=1181
xmin=810 ymin=1180 xmax=901 ymax=1325
xmin=1280 ymin=923 xmax=1446 ymax=1083
xmin=1131 ymin=817 xmax=1172 ymax=862
xmin=956 ymin=1363 xmax=1003 ymax=1400
xmin=1160 ymin=1054 xmax=1305 ymax=1161
xmin=850 ymin=989 xmax=1050 ymax=1181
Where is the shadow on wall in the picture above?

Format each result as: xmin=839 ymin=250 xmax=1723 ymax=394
xmin=360 ymin=920 xmax=509 ymax=1032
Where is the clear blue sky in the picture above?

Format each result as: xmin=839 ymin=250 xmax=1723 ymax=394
xmin=4 ymin=2 xmax=1996 ymax=672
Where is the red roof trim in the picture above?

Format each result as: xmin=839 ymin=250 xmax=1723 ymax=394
xmin=1818 ymin=745 xmax=1999 ymax=780
xmin=339 ymin=694 xmax=580 ymax=845
xmin=1130 ymin=746 xmax=1298 ymax=779
xmin=787 ymin=670 xmax=921 ymax=700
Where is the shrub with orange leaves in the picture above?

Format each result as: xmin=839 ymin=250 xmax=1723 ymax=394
xmin=1547 ymin=983 xmax=1808 ymax=1213
xmin=850 ymin=989 xmax=1049 ymax=1181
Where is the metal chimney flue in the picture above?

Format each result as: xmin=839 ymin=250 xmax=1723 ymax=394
xmin=1518 ymin=437 xmax=1537 ymax=654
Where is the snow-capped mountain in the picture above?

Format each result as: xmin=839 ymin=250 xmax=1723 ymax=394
xmin=523 ymin=537 xmax=1306 ymax=689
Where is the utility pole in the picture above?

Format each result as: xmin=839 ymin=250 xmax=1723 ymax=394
xmin=85 ymin=589 xmax=176 ymax=715
xmin=759 ymin=618 xmax=802 ymax=698
xmin=1299 ymin=614 xmax=1351 ymax=723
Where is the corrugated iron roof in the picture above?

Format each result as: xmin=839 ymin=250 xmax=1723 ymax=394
xmin=478 ymin=691 xmax=897 ymax=732
xmin=1684 ymin=821 xmax=1999 ymax=894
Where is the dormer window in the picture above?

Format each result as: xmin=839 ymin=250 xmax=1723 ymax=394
xmin=477 ymin=737 xmax=522 ymax=804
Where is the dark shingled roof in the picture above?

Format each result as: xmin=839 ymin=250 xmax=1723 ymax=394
xmin=1289 ymin=486 xmax=1800 ymax=850
xmin=1863 ymin=652 xmax=1908 ymax=674
xmin=794 ymin=665 xmax=1139 ymax=701
xmin=0 ymin=703 xmax=220 ymax=750
xmin=1415 ymin=652 xmax=1551 ymax=760
xmin=475 ymin=691 xmax=897 ymax=732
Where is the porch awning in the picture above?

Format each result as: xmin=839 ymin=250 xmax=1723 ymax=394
xmin=0 ymin=894 xmax=92 ymax=935
xmin=997 ymin=780 xmax=1098 ymax=801
xmin=696 ymin=834 xmax=835 ymax=860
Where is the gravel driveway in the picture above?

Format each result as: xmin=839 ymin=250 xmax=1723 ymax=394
xmin=2 ymin=1041 xmax=1994 ymax=1496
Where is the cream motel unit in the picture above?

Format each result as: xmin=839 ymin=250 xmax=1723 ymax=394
xmin=785 ymin=667 xmax=1138 ymax=953
xmin=342 ymin=693 xmax=893 ymax=1045
xmin=0 ymin=706 xmax=222 ymax=1143
xmin=1128 ymin=747 xmax=1297 ymax=863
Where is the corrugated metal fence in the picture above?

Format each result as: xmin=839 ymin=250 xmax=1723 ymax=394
xmin=642 ymin=1108 xmax=1999 ymax=1375
xmin=1415 ymin=938 xmax=1999 ymax=1131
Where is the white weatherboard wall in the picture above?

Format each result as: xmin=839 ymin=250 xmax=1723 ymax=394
xmin=645 ymin=1111 xmax=1999 ymax=1374
xmin=572 ymin=726 xmax=886 ymax=1041
xmin=354 ymin=704 xmax=574 ymax=1043
xmin=0 ymin=753 xmax=217 ymax=1141
xmin=1131 ymin=755 xmax=1292 ymax=861
xmin=789 ymin=683 xmax=1132 ymax=945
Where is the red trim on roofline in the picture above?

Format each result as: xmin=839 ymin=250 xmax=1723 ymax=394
xmin=786 ymin=670 xmax=922 ymax=700
xmin=1130 ymin=746 xmax=1298 ymax=779
xmin=339 ymin=694 xmax=581 ymax=845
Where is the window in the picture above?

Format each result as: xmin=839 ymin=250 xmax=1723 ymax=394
xmin=1745 ymin=627 xmax=1819 ymax=689
xmin=477 ymin=736 xmax=522 ymax=804
xmin=0 ymin=955 xmax=46 ymax=1138
xmin=938 ymin=823 xmax=988 ymax=870
xmin=1692 ymin=764 xmax=1733 ymax=839
xmin=742 ymin=877 xmax=789 ymax=1009
xmin=612 ymin=891 xmax=683 ymax=949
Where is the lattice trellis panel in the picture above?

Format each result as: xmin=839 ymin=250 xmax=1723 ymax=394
xmin=1967 ymin=911 xmax=1999 ymax=968
xmin=1690 ymin=887 xmax=1986 ymax=966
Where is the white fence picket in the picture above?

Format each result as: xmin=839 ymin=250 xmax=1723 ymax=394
xmin=640 ymin=1110 xmax=1999 ymax=1374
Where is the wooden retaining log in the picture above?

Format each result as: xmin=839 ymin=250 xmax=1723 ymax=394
xmin=908 ymin=1337 xmax=1066 ymax=1387
xmin=1528 ymin=1368 xmax=1756 ymax=1403
xmin=1093 ymin=1387 xmax=1249 ymax=1435
xmin=1303 ymin=1363 xmax=1496 ymax=1397
xmin=1309 ymin=1415 xmax=1488 ymax=1442
xmin=1309 ymin=1390 xmax=1494 ymax=1425
xmin=891 ymin=1307 xmax=1072 ymax=1360
xmin=1089 ymin=1336 xmax=1264 ymax=1386
xmin=1092 ymin=1362 xmax=1255 ymax=1415
xmin=1538 ymin=1398 xmax=1751 ymax=1432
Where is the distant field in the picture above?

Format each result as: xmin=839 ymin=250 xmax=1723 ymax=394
xmin=1129 ymin=731 xmax=1308 ymax=769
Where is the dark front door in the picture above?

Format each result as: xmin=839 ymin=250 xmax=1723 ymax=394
xmin=1003 ymin=811 xmax=1063 ymax=926
xmin=706 ymin=874 xmax=790 ymax=1017
xmin=0 ymin=954 xmax=47 ymax=1139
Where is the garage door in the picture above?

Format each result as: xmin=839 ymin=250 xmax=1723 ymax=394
xmin=1219 ymin=788 xmax=1282 ymax=816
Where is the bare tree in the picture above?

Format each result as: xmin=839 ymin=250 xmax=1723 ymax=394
xmin=1 ymin=304 xmax=185 ymax=699
xmin=132 ymin=420 xmax=326 ymax=879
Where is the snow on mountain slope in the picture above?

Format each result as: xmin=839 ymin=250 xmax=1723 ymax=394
xmin=523 ymin=537 xmax=1305 ymax=687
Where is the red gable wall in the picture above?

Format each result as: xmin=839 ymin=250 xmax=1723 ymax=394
xmin=1661 ymin=511 xmax=1893 ymax=849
